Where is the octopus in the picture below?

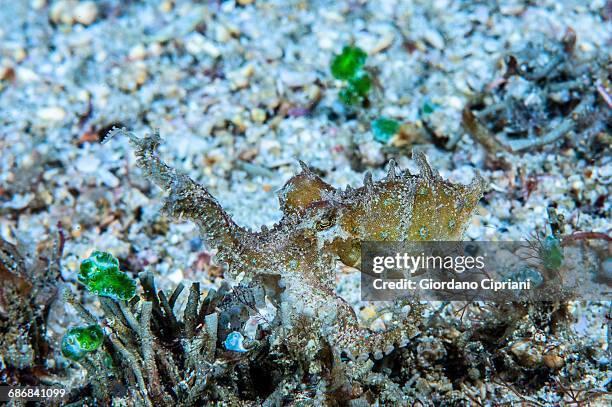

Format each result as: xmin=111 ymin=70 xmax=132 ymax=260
xmin=107 ymin=128 xmax=486 ymax=361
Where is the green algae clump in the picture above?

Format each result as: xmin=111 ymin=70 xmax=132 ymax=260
xmin=421 ymin=99 xmax=439 ymax=116
xmin=331 ymin=46 xmax=367 ymax=80
xmin=61 ymin=324 xmax=104 ymax=361
xmin=372 ymin=117 xmax=400 ymax=143
xmin=339 ymin=87 xmax=360 ymax=105
xmin=78 ymin=251 xmax=136 ymax=301
xmin=347 ymin=71 xmax=371 ymax=96
xmin=331 ymin=45 xmax=372 ymax=105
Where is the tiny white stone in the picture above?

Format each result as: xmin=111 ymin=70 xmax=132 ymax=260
xmin=37 ymin=106 xmax=66 ymax=121
xmin=280 ymin=70 xmax=316 ymax=87
xmin=167 ymin=269 xmax=184 ymax=285
xmin=98 ymin=169 xmax=120 ymax=188
xmin=74 ymin=1 xmax=98 ymax=26
xmin=31 ymin=0 xmax=46 ymax=10
xmin=129 ymin=44 xmax=147 ymax=60
xmin=75 ymin=156 xmax=100 ymax=173
xmin=250 ymin=108 xmax=266 ymax=124
xmin=424 ymin=28 xmax=445 ymax=49
xmin=185 ymin=33 xmax=221 ymax=58
xmin=1 ymin=193 xmax=34 ymax=210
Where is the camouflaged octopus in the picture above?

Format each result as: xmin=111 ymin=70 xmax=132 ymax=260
xmin=108 ymin=128 xmax=485 ymax=361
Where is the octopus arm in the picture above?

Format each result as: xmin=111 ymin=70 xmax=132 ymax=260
xmin=106 ymin=128 xmax=246 ymax=259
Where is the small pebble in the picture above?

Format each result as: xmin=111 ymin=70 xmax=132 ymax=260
xmin=215 ymin=25 xmax=232 ymax=43
xmin=185 ymin=33 xmax=221 ymax=58
xmin=360 ymin=306 xmax=377 ymax=321
xmin=31 ymin=0 xmax=46 ymax=10
xmin=500 ymin=3 xmax=525 ymax=15
xmin=12 ymin=47 xmax=26 ymax=63
xmin=49 ymin=0 xmax=75 ymax=25
xmin=542 ymin=353 xmax=564 ymax=369
xmin=250 ymin=108 xmax=266 ymax=124
xmin=159 ymin=1 xmax=173 ymax=13
xmin=370 ymin=33 xmax=395 ymax=54
xmin=75 ymin=156 xmax=101 ymax=173
xmin=74 ymin=1 xmax=98 ymax=25
xmin=0 ymin=66 xmax=15 ymax=81
xmin=228 ymin=65 xmax=255 ymax=90
xmin=424 ymin=28 xmax=445 ymax=49
xmin=37 ymin=106 xmax=66 ymax=121
xmin=280 ymin=70 xmax=316 ymax=87
xmin=129 ymin=44 xmax=147 ymax=60
xmin=224 ymin=331 xmax=248 ymax=352
xmin=189 ymin=237 xmax=203 ymax=251
xmin=510 ymin=340 xmax=541 ymax=367
xmin=167 ymin=269 xmax=184 ymax=285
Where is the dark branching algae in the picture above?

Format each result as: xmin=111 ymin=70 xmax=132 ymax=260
xmin=462 ymin=29 xmax=611 ymax=155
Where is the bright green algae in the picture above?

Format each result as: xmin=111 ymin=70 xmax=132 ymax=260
xmin=421 ymin=99 xmax=439 ymax=116
xmin=347 ymin=71 xmax=371 ymax=96
xmin=78 ymin=251 xmax=136 ymax=301
xmin=331 ymin=45 xmax=372 ymax=105
xmin=372 ymin=117 xmax=400 ymax=143
xmin=61 ymin=324 xmax=104 ymax=361
xmin=331 ymin=46 xmax=367 ymax=80
xmin=339 ymin=87 xmax=360 ymax=105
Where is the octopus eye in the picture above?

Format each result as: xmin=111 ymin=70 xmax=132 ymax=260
xmin=316 ymin=217 xmax=334 ymax=231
